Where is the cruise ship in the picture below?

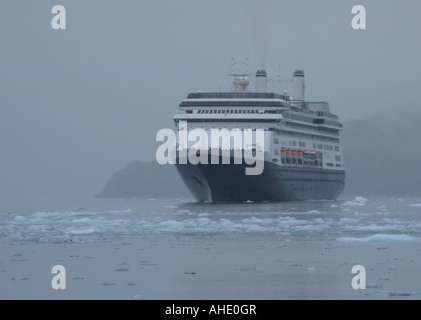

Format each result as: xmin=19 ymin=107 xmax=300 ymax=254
xmin=172 ymin=69 xmax=345 ymax=202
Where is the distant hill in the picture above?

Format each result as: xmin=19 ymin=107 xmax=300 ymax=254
xmin=341 ymin=112 xmax=421 ymax=196
xmin=97 ymin=112 xmax=421 ymax=198
xmin=96 ymin=161 xmax=190 ymax=198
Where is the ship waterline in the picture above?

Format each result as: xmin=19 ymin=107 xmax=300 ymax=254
xmin=175 ymin=153 xmax=345 ymax=203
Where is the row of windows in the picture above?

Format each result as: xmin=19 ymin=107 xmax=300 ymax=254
xmin=274 ymin=138 xmax=340 ymax=153
xmin=313 ymin=143 xmax=340 ymax=152
xmin=175 ymin=119 xmax=279 ymax=123
xmin=196 ymin=109 xmax=261 ymax=114
xmin=269 ymin=128 xmax=340 ymax=143
xmin=287 ymin=121 xmax=339 ymax=134
xmin=273 ymin=157 xmax=323 ymax=167
xmin=186 ymin=92 xmax=287 ymax=99
xmin=274 ymin=138 xmax=307 ymax=148
xmin=285 ymin=121 xmax=317 ymax=132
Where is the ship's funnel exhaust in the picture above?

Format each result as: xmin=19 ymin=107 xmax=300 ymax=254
xmin=293 ymin=70 xmax=305 ymax=101
xmin=255 ymin=70 xmax=267 ymax=93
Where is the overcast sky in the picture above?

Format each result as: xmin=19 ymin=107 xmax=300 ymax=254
xmin=1 ymin=0 xmax=420 ymax=200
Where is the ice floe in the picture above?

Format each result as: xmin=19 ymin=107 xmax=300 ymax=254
xmin=337 ymin=234 xmax=421 ymax=243
xmin=2 ymin=198 xmax=421 ymax=242
xmin=342 ymin=196 xmax=369 ymax=206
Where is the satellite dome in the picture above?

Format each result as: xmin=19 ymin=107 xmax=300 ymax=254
xmin=238 ymin=76 xmax=249 ymax=90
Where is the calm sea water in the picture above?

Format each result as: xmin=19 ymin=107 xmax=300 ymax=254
xmin=1 ymin=195 xmax=421 ymax=299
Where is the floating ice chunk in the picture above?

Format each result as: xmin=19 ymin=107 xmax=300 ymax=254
xmin=330 ymin=204 xmax=338 ymax=208
xmin=307 ymin=210 xmax=319 ymax=214
xmin=409 ymin=204 xmax=421 ymax=207
xmin=13 ymin=216 xmax=26 ymax=223
xmin=198 ymin=212 xmax=209 ymax=217
xmin=339 ymin=218 xmax=360 ymax=224
xmin=66 ymin=228 xmax=96 ymax=235
xmin=355 ymin=196 xmax=369 ymax=203
xmin=337 ymin=234 xmax=421 ymax=243
xmin=106 ymin=209 xmax=133 ymax=214
xmin=342 ymin=196 xmax=369 ymax=206
xmin=158 ymin=220 xmax=185 ymax=232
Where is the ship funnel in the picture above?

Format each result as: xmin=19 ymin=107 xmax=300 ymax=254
xmin=293 ymin=70 xmax=305 ymax=101
xmin=255 ymin=70 xmax=267 ymax=93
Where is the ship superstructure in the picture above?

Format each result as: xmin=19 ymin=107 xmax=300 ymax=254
xmin=173 ymin=69 xmax=345 ymax=202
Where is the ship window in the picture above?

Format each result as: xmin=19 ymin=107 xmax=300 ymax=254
xmin=230 ymin=110 xmax=233 ymax=114
xmin=205 ymin=110 xmax=209 ymax=114
xmin=335 ymin=146 xmax=340 ymax=152
xmin=335 ymin=155 xmax=341 ymax=161
xmin=313 ymin=143 xmax=316 ymax=149
xmin=274 ymin=138 xmax=279 ymax=144
xmin=317 ymin=144 xmax=323 ymax=149
xmin=299 ymin=141 xmax=306 ymax=147
xmin=197 ymin=110 xmax=201 ymax=114
xmin=274 ymin=150 xmax=279 ymax=155
xmin=218 ymin=110 xmax=221 ymax=114
xmin=272 ymin=158 xmax=278 ymax=163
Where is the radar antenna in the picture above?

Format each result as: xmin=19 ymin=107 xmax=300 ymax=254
xmin=228 ymin=57 xmax=251 ymax=92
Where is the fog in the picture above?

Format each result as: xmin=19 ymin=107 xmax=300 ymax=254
xmin=1 ymin=1 xmax=421 ymax=200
